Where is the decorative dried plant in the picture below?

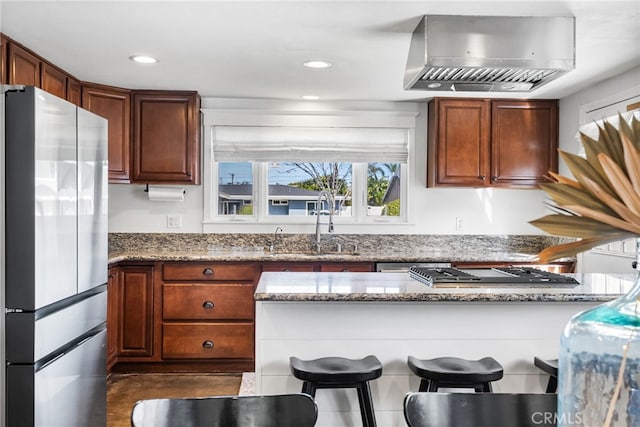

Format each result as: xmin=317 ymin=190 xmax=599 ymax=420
xmin=530 ymin=113 xmax=640 ymax=262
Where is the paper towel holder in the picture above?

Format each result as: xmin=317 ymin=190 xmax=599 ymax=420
xmin=144 ymin=184 xmax=186 ymax=195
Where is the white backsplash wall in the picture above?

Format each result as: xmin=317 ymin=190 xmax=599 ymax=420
xmin=108 ymin=67 xmax=639 ymax=235
xmin=558 ymin=66 xmax=640 ymax=176
xmin=108 ymin=182 xmax=548 ymax=234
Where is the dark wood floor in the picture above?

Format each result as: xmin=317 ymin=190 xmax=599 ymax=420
xmin=107 ymin=373 xmax=242 ymax=427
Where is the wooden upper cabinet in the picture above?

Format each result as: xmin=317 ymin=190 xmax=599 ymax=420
xmin=490 ymin=100 xmax=558 ymax=187
xmin=132 ymin=91 xmax=201 ymax=184
xmin=66 ymin=77 xmax=81 ymax=105
xmin=8 ymin=42 xmax=40 ymax=86
xmin=427 ymin=98 xmax=490 ymax=187
xmin=82 ymin=83 xmax=131 ymax=182
xmin=40 ymin=62 xmax=67 ymax=99
xmin=1 ymin=35 xmax=7 ymax=84
xmin=427 ymin=98 xmax=558 ymax=188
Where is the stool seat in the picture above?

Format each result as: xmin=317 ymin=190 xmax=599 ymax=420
xmin=290 ymin=355 xmax=383 ymax=384
xmin=408 ymin=356 xmax=503 ymax=392
xmin=534 ymin=357 xmax=558 ymax=393
xmin=290 ymin=355 xmax=382 ymax=427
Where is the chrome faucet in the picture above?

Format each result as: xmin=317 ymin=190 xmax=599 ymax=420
xmin=315 ymin=190 xmax=334 ymax=252
xmin=270 ymin=226 xmax=283 ymax=253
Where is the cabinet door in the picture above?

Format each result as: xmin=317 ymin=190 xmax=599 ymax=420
xmin=491 ymin=100 xmax=558 ymax=188
xmin=132 ymin=91 xmax=200 ymax=184
xmin=1 ymin=36 xmax=7 ymax=84
xmin=428 ymin=98 xmax=490 ymax=187
xmin=40 ymin=62 xmax=67 ymax=99
xmin=107 ymin=267 xmax=120 ymax=369
xmin=82 ymin=84 xmax=131 ymax=182
xmin=66 ymin=77 xmax=81 ymax=106
xmin=116 ymin=266 xmax=154 ymax=357
xmin=8 ymin=43 xmax=40 ymax=86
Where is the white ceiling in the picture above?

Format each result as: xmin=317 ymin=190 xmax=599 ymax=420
xmin=1 ymin=0 xmax=639 ymax=102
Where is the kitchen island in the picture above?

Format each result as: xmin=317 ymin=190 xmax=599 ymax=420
xmin=254 ymin=271 xmax=635 ymax=427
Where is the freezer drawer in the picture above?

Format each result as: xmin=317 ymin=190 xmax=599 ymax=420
xmin=6 ymin=287 xmax=107 ymax=364
xmin=6 ymin=328 xmax=107 ymax=427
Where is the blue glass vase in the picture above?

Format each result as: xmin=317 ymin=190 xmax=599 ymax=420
xmin=558 ymin=239 xmax=640 ymax=427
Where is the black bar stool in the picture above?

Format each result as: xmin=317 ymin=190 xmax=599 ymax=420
xmin=290 ymin=355 xmax=383 ymax=427
xmin=407 ymin=356 xmax=503 ymax=392
xmin=533 ymin=357 xmax=558 ymax=393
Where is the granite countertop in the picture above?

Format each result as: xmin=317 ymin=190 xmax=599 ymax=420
xmin=254 ymin=271 xmax=635 ymax=303
xmin=108 ymin=233 xmax=574 ymax=265
xmin=108 ymin=248 xmax=540 ymax=265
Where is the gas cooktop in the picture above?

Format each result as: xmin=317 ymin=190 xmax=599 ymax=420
xmin=408 ymin=266 xmax=580 ymax=288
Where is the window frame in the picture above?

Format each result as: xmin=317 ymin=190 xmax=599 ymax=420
xmin=202 ymin=108 xmax=415 ymax=228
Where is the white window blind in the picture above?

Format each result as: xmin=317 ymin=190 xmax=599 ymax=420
xmin=212 ymin=125 xmax=409 ymax=162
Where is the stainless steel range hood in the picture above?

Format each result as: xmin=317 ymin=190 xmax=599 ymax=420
xmin=404 ymin=15 xmax=575 ymax=93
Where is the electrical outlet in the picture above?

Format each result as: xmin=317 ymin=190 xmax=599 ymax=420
xmin=455 ymin=217 xmax=464 ymax=231
xmin=167 ymin=214 xmax=182 ymax=229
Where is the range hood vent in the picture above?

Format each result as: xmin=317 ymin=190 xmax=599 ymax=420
xmin=404 ymin=15 xmax=575 ymax=93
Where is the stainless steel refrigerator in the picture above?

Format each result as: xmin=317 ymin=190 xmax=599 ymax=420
xmin=4 ymin=86 xmax=108 ymax=426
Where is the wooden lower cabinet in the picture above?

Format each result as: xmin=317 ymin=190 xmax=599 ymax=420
xmin=116 ymin=265 xmax=155 ymax=358
xmin=261 ymin=261 xmax=375 ymax=272
xmin=261 ymin=262 xmax=316 ymax=272
xmin=109 ymin=261 xmax=259 ymax=373
xmin=162 ymin=323 xmax=254 ymax=359
xmin=163 ymin=283 xmax=254 ymax=320
xmin=107 ymin=267 xmax=120 ymax=370
xmin=319 ymin=262 xmax=375 ymax=272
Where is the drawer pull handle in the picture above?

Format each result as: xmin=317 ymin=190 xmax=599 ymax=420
xmin=203 ymin=300 xmax=215 ymax=309
xmin=203 ymin=268 xmax=214 ymax=276
xmin=283 ymin=268 xmax=292 ymax=272
xmin=341 ymin=269 xmax=350 ymax=272
xmin=202 ymin=340 xmax=214 ymax=349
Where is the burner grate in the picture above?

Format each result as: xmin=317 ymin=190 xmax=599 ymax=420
xmin=408 ymin=266 xmax=579 ymax=288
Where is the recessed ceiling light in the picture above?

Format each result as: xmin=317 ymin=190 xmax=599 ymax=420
xmin=302 ymin=95 xmax=320 ymax=100
xmin=129 ymin=55 xmax=158 ymax=64
xmin=303 ymin=60 xmax=332 ymax=69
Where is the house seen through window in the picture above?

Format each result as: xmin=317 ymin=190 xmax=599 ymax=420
xmin=216 ymin=161 xmax=401 ymax=219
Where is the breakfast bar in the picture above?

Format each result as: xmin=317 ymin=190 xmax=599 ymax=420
xmin=254 ymin=271 xmax=635 ymax=427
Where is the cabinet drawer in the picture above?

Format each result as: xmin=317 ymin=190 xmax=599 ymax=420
xmin=163 ymin=284 xmax=254 ymax=320
xmin=162 ymin=323 xmax=253 ymax=359
xmin=261 ymin=262 xmax=315 ymax=272
xmin=163 ymin=263 xmax=257 ymax=281
xmin=319 ymin=262 xmax=374 ymax=272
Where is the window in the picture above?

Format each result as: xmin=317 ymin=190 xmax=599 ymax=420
xmin=268 ymin=162 xmax=352 ymax=217
xmin=203 ymin=109 xmax=415 ymax=226
xmin=217 ymin=162 xmax=253 ymax=216
xmin=367 ymin=162 xmax=401 ymax=217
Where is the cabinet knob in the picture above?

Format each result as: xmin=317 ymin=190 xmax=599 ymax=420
xmin=202 ymin=300 xmax=215 ymax=309
xmin=202 ymin=340 xmax=214 ymax=349
xmin=479 ymin=175 xmax=486 ymax=181
xmin=491 ymin=176 xmax=497 ymax=182
xmin=202 ymin=267 xmax=214 ymax=276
